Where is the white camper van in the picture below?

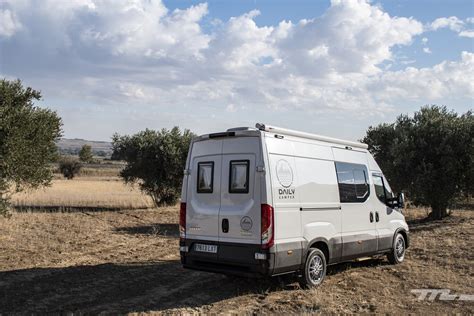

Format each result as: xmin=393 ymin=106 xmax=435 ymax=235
xmin=179 ymin=124 xmax=409 ymax=287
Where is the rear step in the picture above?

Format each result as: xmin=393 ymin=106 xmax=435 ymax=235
xmin=354 ymin=256 xmax=373 ymax=262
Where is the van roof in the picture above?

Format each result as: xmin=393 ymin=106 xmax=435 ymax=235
xmin=255 ymin=123 xmax=368 ymax=149
xmin=193 ymin=123 xmax=368 ymax=150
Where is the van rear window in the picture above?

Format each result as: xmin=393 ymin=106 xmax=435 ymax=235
xmin=197 ymin=162 xmax=214 ymax=193
xmin=335 ymin=162 xmax=369 ymax=203
xmin=229 ymin=160 xmax=249 ymax=193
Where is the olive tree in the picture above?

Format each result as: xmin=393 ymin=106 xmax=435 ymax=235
xmin=79 ymin=144 xmax=94 ymax=163
xmin=0 ymin=79 xmax=62 ymax=214
xmin=362 ymin=105 xmax=473 ymax=219
xmin=112 ymin=127 xmax=195 ymax=206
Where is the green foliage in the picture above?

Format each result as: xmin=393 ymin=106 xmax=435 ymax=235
xmin=0 ymin=79 xmax=62 ymax=214
xmin=112 ymin=127 xmax=195 ymax=206
xmin=363 ymin=105 xmax=473 ymax=219
xmin=59 ymin=157 xmax=82 ymax=180
xmin=79 ymin=144 xmax=94 ymax=163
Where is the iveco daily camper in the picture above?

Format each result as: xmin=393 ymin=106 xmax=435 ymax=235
xmin=179 ymin=123 xmax=408 ymax=287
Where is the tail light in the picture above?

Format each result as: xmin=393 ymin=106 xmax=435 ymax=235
xmin=179 ymin=202 xmax=186 ymax=239
xmin=261 ymin=204 xmax=274 ymax=249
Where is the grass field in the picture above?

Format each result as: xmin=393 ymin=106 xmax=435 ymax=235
xmin=2 ymin=172 xmax=473 ymax=314
xmin=11 ymin=178 xmax=154 ymax=211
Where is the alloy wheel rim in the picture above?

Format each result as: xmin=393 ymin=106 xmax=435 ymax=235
xmin=395 ymin=236 xmax=405 ymax=260
xmin=308 ymin=255 xmax=324 ymax=283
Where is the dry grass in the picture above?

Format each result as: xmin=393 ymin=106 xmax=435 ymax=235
xmin=11 ymin=178 xmax=155 ymax=210
xmin=77 ymin=167 xmax=121 ymax=178
xmin=0 ymin=206 xmax=472 ymax=314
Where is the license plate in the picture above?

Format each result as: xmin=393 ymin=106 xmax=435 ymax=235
xmin=194 ymin=243 xmax=218 ymax=253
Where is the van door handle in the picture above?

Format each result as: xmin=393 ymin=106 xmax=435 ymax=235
xmin=370 ymin=212 xmax=374 ymax=223
xmin=375 ymin=211 xmax=379 ymax=222
xmin=222 ymin=218 xmax=229 ymax=233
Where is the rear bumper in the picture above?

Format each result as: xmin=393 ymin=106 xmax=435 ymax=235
xmin=180 ymin=239 xmax=274 ymax=278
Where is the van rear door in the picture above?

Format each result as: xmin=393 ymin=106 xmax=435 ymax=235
xmin=186 ymin=140 xmax=222 ymax=241
xmin=219 ymin=137 xmax=262 ymax=244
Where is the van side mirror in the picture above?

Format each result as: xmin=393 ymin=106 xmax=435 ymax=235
xmin=397 ymin=192 xmax=405 ymax=208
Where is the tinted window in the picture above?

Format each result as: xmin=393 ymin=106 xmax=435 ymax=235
xmin=335 ymin=162 xmax=369 ymax=203
xmin=373 ymin=173 xmax=394 ymax=206
xmin=229 ymin=160 xmax=249 ymax=193
xmin=197 ymin=162 xmax=214 ymax=193
xmin=373 ymin=175 xmax=386 ymax=203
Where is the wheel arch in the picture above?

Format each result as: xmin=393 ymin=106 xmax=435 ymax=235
xmin=306 ymin=237 xmax=330 ymax=263
xmin=394 ymin=228 xmax=409 ymax=248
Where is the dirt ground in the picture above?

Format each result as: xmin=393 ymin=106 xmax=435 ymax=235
xmin=0 ymin=207 xmax=472 ymax=314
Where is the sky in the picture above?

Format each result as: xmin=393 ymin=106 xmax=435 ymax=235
xmin=0 ymin=0 xmax=473 ymax=141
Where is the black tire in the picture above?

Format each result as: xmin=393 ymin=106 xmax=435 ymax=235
xmin=299 ymin=248 xmax=327 ymax=288
xmin=387 ymin=233 xmax=406 ymax=264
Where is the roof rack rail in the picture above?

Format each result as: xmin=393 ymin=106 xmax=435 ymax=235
xmin=255 ymin=123 xmax=368 ymax=149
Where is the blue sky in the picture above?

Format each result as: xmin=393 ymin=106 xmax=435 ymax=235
xmin=1 ymin=0 xmax=473 ymax=141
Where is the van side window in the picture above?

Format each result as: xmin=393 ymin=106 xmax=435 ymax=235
xmin=229 ymin=160 xmax=249 ymax=193
xmin=372 ymin=175 xmax=386 ymax=203
xmin=335 ymin=162 xmax=370 ymax=203
xmin=373 ymin=174 xmax=394 ymax=205
xmin=197 ymin=162 xmax=214 ymax=193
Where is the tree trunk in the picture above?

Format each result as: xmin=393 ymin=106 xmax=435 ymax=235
xmin=429 ymin=204 xmax=449 ymax=220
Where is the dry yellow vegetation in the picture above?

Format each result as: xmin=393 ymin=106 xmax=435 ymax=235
xmin=11 ymin=178 xmax=154 ymax=210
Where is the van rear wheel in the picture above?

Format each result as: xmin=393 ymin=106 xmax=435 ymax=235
xmin=299 ymin=248 xmax=326 ymax=288
xmin=387 ymin=233 xmax=406 ymax=264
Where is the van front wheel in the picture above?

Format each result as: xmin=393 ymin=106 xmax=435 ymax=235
xmin=299 ymin=248 xmax=326 ymax=288
xmin=387 ymin=233 xmax=406 ymax=264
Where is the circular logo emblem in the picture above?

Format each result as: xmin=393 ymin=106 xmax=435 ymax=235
xmin=240 ymin=216 xmax=253 ymax=231
xmin=276 ymin=159 xmax=293 ymax=188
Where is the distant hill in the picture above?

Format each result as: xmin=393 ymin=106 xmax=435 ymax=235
xmin=57 ymin=138 xmax=113 ymax=157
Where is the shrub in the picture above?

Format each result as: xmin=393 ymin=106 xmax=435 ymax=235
xmin=59 ymin=157 xmax=82 ymax=180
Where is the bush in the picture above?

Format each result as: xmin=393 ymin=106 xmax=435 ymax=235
xmin=112 ymin=127 xmax=195 ymax=206
xmin=59 ymin=157 xmax=82 ymax=180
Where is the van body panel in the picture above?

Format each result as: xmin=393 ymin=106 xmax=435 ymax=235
xmin=367 ymin=153 xmax=382 ymax=172
xmin=219 ymin=136 xmax=262 ymax=244
xmin=186 ymin=138 xmax=223 ymax=241
xmin=181 ymin=125 xmax=409 ymax=278
xmin=268 ymin=153 xmax=301 ymax=239
xmin=331 ymin=147 xmax=378 ymax=258
xmin=273 ymin=240 xmax=304 ymax=274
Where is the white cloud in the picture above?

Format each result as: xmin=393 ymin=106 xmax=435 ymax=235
xmin=423 ymin=47 xmax=432 ymax=54
xmin=372 ymin=51 xmax=474 ymax=101
xmin=429 ymin=16 xmax=474 ymax=38
xmin=0 ymin=0 xmax=472 ymax=136
xmin=275 ymin=0 xmax=423 ymax=76
xmin=0 ymin=9 xmax=21 ymax=37
xmin=459 ymin=30 xmax=474 ymax=38
xmin=431 ymin=16 xmax=464 ymax=32
xmin=421 ymin=37 xmax=428 ymax=44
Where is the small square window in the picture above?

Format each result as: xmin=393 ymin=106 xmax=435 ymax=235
xmin=229 ymin=160 xmax=249 ymax=193
xmin=197 ymin=162 xmax=214 ymax=193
